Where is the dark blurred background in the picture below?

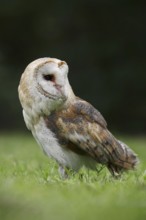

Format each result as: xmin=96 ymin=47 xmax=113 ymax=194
xmin=0 ymin=0 xmax=146 ymax=134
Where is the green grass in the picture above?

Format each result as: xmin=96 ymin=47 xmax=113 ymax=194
xmin=0 ymin=132 xmax=146 ymax=220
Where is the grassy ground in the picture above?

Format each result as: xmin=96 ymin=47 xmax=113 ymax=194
xmin=0 ymin=132 xmax=146 ymax=220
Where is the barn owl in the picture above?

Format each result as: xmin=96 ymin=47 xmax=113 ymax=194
xmin=18 ymin=57 xmax=139 ymax=178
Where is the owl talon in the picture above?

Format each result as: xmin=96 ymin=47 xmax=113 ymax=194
xmin=58 ymin=165 xmax=68 ymax=179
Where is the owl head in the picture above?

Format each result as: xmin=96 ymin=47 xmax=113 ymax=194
xmin=18 ymin=58 xmax=75 ymax=119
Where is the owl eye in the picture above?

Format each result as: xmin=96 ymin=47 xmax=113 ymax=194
xmin=43 ymin=74 xmax=55 ymax=82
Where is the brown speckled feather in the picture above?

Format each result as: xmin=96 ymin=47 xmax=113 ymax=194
xmin=45 ymin=98 xmax=138 ymax=176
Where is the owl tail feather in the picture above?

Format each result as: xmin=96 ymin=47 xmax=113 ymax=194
xmin=105 ymin=139 xmax=139 ymax=177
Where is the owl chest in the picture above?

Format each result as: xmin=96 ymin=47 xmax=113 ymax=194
xmin=32 ymin=117 xmax=85 ymax=169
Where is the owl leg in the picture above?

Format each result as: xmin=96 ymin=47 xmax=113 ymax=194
xmin=58 ymin=165 xmax=68 ymax=179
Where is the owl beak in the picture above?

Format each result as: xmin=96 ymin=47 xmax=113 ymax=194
xmin=55 ymin=84 xmax=62 ymax=91
xmin=54 ymin=84 xmax=67 ymax=101
xmin=54 ymin=84 xmax=63 ymax=95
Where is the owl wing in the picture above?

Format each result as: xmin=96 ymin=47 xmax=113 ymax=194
xmin=73 ymin=98 xmax=107 ymax=128
xmin=54 ymin=99 xmax=138 ymax=176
